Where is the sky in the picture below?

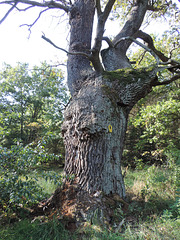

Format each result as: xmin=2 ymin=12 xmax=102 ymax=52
xmin=0 ymin=1 xmax=179 ymax=70
xmin=0 ymin=6 xmax=69 ymax=68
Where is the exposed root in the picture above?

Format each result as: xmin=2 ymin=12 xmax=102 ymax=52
xmin=30 ymin=179 xmax=129 ymax=230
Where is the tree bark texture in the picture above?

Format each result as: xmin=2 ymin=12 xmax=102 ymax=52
xmin=67 ymin=0 xmax=95 ymax=95
xmin=62 ymin=69 xmax=157 ymax=198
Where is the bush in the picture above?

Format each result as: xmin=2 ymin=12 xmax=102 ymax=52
xmin=0 ymin=144 xmax=63 ymax=220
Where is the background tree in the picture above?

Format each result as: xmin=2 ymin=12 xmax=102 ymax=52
xmin=123 ymin=32 xmax=180 ymax=167
xmin=0 ymin=62 xmax=68 ymax=162
xmin=0 ymin=0 xmax=179 ymax=201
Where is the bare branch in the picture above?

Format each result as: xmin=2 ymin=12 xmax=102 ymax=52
xmin=114 ymin=36 xmax=160 ymax=65
xmin=89 ymin=0 xmax=116 ymax=73
xmin=0 ymin=2 xmax=17 ymax=24
xmin=137 ymin=50 xmax=147 ymax=65
xmin=134 ymin=30 xmax=179 ymax=71
xmin=14 ymin=5 xmax=34 ymax=11
xmin=20 ymin=8 xmax=49 ymax=32
xmin=42 ymin=34 xmax=91 ymax=58
xmin=92 ymin=0 xmax=116 ymax=52
xmin=0 ymin=0 xmax=69 ymax=12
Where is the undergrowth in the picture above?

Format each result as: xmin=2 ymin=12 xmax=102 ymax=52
xmin=0 ymin=161 xmax=179 ymax=240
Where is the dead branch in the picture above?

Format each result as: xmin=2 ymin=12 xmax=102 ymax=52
xmin=0 ymin=2 xmax=17 ymax=24
xmin=20 ymin=8 xmax=49 ymax=32
xmin=0 ymin=0 xmax=70 ymax=12
xmin=42 ymin=34 xmax=91 ymax=58
xmin=0 ymin=0 xmax=69 ymax=26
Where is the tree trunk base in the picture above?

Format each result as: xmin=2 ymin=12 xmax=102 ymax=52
xmin=31 ymin=179 xmax=129 ymax=231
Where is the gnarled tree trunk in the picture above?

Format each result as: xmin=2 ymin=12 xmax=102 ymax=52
xmin=62 ymin=69 xmax=157 ymax=198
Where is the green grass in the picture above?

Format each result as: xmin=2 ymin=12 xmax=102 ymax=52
xmin=0 ymin=218 xmax=72 ymax=240
xmin=0 ymin=164 xmax=179 ymax=240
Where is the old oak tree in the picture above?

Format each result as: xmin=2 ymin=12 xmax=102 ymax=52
xmin=1 ymin=0 xmax=180 ymax=223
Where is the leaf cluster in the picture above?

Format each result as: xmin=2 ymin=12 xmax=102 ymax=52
xmin=0 ymin=143 xmax=64 ymax=221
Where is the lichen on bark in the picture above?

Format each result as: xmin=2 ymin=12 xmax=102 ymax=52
xmin=103 ymin=66 xmax=156 ymax=84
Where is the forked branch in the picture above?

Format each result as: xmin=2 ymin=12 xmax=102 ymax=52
xmin=0 ymin=0 xmax=70 ymax=12
xmin=20 ymin=8 xmax=49 ymax=33
xmin=0 ymin=0 xmax=69 ymax=24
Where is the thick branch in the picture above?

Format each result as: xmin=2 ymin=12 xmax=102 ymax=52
xmin=102 ymin=37 xmax=114 ymax=48
xmin=112 ymin=0 xmax=148 ymax=51
xmin=135 ymin=30 xmax=169 ymax=61
xmin=135 ymin=30 xmax=179 ymax=70
xmin=152 ymin=74 xmax=180 ymax=86
xmin=94 ymin=0 xmax=116 ymax=47
xmin=103 ymin=0 xmax=116 ymax=22
xmin=91 ymin=0 xmax=116 ymax=71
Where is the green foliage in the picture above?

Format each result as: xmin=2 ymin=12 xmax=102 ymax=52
xmin=109 ymin=0 xmax=179 ymax=31
xmin=123 ymin=30 xmax=180 ymax=167
xmin=0 ymin=144 xmax=64 ymax=220
xmin=0 ymin=62 xmax=69 ymax=161
xmin=132 ymin=98 xmax=180 ymax=163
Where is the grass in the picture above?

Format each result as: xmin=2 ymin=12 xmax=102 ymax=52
xmin=0 ymin=218 xmax=72 ymax=240
xmin=0 ymin=164 xmax=179 ymax=240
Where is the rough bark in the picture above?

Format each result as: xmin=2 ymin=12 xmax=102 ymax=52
xmin=67 ymin=0 xmax=95 ymax=95
xmin=62 ymin=68 xmax=157 ymax=198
